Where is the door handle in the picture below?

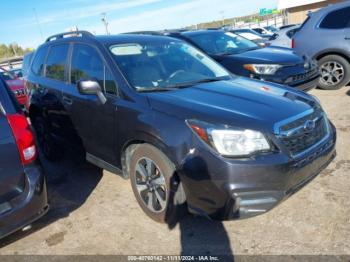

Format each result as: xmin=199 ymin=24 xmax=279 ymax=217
xmin=62 ymin=96 xmax=73 ymax=105
xmin=345 ymin=36 xmax=350 ymax=40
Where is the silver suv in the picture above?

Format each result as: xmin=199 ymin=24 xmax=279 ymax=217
xmin=293 ymin=1 xmax=350 ymax=90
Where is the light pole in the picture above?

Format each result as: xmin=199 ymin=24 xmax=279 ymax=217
xmin=101 ymin=13 xmax=110 ymax=35
xmin=33 ymin=8 xmax=43 ymax=40
xmin=220 ymin=10 xmax=225 ymax=27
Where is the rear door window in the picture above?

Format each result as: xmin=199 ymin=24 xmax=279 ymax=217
xmin=31 ymin=46 xmax=48 ymax=76
xmin=70 ymin=43 xmax=117 ymax=95
xmin=45 ymin=44 xmax=69 ymax=81
xmin=319 ymin=7 xmax=350 ymax=29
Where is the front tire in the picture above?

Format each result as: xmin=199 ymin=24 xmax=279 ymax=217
xmin=318 ymin=55 xmax=350 ymax=90
xmin=129 ymin=144 xmax=186 ymax=223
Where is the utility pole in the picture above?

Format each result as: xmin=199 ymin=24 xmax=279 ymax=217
xmin=101 ymin=13 xmax=110 ymax=35
xmin=11 ymin=44 xmax=17 ymax=57
xmin=33 ymin=8 xmax=43 ymax=40
xmin=220 ymin=10 xmax=225 ymax=27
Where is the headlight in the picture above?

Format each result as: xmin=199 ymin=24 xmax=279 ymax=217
xmin=187 ymin=120 xmax=271 ymax=157
xmin=244 ymin=64 xmax=282 ymax=75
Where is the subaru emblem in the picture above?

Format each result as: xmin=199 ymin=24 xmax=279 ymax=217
xmin=304 ymin=120 xmax=316 ymax=132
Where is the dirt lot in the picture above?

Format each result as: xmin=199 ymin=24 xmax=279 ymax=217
xmin=0 ymin=86 xmax=349 ymax=257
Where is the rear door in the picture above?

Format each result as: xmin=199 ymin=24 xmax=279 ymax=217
xmin=0 ymin=79 xmax=25 ymax=204
xmin=318 ymin=6 xmax=350 ymax=53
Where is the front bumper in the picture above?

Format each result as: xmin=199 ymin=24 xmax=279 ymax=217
xmin=0 ymin=163 xmax=48 ymax=239
xmin=251 ymin=67 xmax=320 ymax=92
xmin=289 ymin=74 xmax=320 ymax=92
xmin=178 ymin=124 xmax=336 ymax=221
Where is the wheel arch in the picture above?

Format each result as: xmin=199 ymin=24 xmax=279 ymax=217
xmin=315 ymin=49 xmax=350 ymax=64
xmin=120 ymin=132 xmax=178 ymax=179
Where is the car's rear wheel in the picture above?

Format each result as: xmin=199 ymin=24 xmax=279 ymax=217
xmin=318 ymin=55 xmax=350 ymax=90
xmin=129 ymin=144 xmax=187 ymax=223
xmin=32 ymin=116 xmax=64 ymax=161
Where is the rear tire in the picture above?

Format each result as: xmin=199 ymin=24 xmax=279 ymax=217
xmin=129 ymin=144 xmax=187 ymax=223
xmin=318 ymin=55 xmax=350 ymax=90
xmin=32 ymin=116 xmax=64 ymax=161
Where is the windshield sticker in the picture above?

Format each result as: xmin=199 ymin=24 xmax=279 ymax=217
xmin=110 ymin=44 xmax=142 ymax=56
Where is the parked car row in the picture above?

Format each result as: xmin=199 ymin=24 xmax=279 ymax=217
xmin=234 ymin=1 xmax=350 ymax=91
xmin=0 ymin=66 xmax=28 ymax=108
xmin=1 ymin=1 xmax=347 ymax=240
xmin=164 ymin=29 xmax=319 ymax=91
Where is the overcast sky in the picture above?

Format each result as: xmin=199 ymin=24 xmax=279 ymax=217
xmin=0 ymin=0 xmax=278 ymax=48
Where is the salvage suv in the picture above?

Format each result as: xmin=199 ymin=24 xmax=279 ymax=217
xmin=27 ymin=31 xmax=336 ymax=222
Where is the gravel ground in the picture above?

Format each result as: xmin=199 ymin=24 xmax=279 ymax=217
xmin=0 ymin=86 xmax=349 ymax=257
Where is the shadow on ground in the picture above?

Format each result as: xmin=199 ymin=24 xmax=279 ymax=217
xmin=166 ymin=155 xmax=235 ymax=260
xmin=0 ymin=147 xmax=103 ymax=247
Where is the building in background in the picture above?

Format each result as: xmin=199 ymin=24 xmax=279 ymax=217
xmin=278 ymin=0 xmax=344 ymax=24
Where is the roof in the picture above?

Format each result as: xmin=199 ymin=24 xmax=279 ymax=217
xmin=40 ymin=32 xmax=180 ymax=49
xmin=180 ymin=29 xmax=225 ymax=37
xmin=278 ymin=0 xmax=326 ymax=9
xmin=96 ymin=34 xmax=180 ymax=45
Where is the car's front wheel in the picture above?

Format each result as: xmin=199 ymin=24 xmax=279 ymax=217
xmin=318 ymin=55 xmax=350 ymax=90
xmin=129 ymin=144 xmax=187 ymax=223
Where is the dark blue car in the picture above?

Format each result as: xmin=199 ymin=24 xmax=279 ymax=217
xmin=167 ymin=30 xmax=320 ymax=92
xmin=0 ymin=77 xmax=48 ymax=239
xmin=27 ymin=31 xmax=335 ymax=222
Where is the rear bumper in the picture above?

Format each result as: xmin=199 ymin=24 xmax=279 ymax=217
xmin=0 ymin=163 xmax=48 ymax=239
xmin=15 ymin=95 xmax=29 ymax=109
xmin=178 ymin=124 xmax=336 ymax=221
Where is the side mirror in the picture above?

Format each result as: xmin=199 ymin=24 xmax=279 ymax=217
xmin=77 ymin=80 xmax=107 ymax=104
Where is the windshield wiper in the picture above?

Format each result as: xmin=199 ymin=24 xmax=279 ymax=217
xmin=167 ymin=76 xmax=229 ymax=88
xmin=136 ymin=87 xmax=178 ymax=93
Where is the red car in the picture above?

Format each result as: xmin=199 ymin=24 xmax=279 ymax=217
xmin=0 ymin=66 xmax=28 ymax=109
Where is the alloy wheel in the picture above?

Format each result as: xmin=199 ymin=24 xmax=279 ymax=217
xmin=320 ymin=61 xmax=345 ymax=86
xmin=134 ymin=157 xmax=167 ymax=213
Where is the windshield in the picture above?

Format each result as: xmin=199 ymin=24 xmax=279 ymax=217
xmin=265 ymin=26 xmax=278 ymax=32
xmin=186 ymin=31 xmax=258 ymax=55
xmin=109 ymin=41 xmax=230 ymax=91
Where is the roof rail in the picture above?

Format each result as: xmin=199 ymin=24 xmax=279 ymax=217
xmin=123 ymin=31 xmax=163 ymax=36
xmin=45 ymin=30 xmax=94 ymax=42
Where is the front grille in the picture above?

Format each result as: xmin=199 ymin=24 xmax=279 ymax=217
xmin=277 ymin=109 xmax=329 ymax=157
xmin=13 ymin=89 xmax=26 ymax=97
xmin=288 ymin=68 xmax=318 ymax=84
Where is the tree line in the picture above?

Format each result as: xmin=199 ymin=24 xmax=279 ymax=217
xmin=0 ymin=43 xmax=33 ymax=60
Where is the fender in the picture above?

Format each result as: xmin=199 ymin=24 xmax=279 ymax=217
xmin=313 ymin=48 xmax=350 ymax=61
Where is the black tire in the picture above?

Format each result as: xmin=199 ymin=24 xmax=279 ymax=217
xmin=318 ymin=55 xmax=350 ymax=90
xmin=32 ymin=116 xmax=64 ymax=161
xmin=129 ymin=144 xmax=187 ymax=223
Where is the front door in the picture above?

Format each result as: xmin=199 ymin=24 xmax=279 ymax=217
xmin=62 ymin=43 xmax=119 ymax=164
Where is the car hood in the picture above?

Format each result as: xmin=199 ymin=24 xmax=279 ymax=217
xmin=230 ymin=46 xmax=303 ymax=65
xmin=147 ymin=77 xmax=316 ymax=133
xmin=5 ymin=79 xmax=24 ymax=90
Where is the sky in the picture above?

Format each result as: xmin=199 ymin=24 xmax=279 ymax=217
xmin=0 ymin=0 xmax=278 ymax=49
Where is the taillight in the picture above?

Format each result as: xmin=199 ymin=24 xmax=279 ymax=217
xmin=7 ymin=114 xmax=37 ymax=165
xmin=291 ymin=38 xmax=295 ymax=48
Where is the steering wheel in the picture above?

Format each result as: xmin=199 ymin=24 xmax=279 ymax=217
xmin=167 ymin=70 xmax=186 ymax=83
